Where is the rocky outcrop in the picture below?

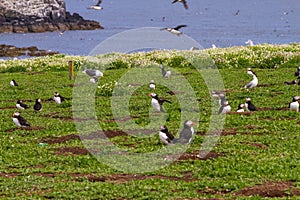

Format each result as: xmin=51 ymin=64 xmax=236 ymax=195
xmin=0 ymin=0 xmax=103 ymax=33
xmin=0 ymin=44 xmax=59 ymax=57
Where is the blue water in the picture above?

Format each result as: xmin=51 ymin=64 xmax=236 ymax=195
xmin=0 ymin=0 xmax=299 ymax=56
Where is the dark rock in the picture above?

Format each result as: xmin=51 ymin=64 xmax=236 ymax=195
xmin=0 ymin=44 xmax=59 ymax=57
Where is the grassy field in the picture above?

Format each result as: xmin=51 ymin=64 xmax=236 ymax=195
xmin=0 ymin=44 xmax=300 ymax=199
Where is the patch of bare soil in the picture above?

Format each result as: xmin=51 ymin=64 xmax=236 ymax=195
xmin=236 ymin=181 xmax=300 ymax=197
xmin=41 ymin=134 xmax=80 ymax=144
xmin=80 ymin=129 xmax=154 ymax=140
xmin=56 ymin=147 xmax=90 ymax=156
xmin=0 ymin=106 xmax=16 ymax=110
xmin=227 ymin=111 xmax=253 ymax=115
xmin=197 ymin=187 xmax=231 ymax=196
xmin=257 ymin=83 xmax=276 ymax=87
xmin=179 ymin=151 xmax=225 ymax=161
xmin=0 ymin=172 xmax=19 ymax=178
xmin=197 ymin=128 xmax=237 ymax=136
xmin=244 ymin=142 xmax=267 ymax=149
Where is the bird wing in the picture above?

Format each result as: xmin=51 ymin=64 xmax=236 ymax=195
xmin=158 ymin=98 xmax=171 ymax=105
xmin=34 ymin=104 xmax=42 ymax=110
xmin=174 ymin=25 xmax=187 ymax=30
xmin=165 ymin=131 xmax=174 ymax=140
xmin=182 ymin=0 xmax=188 ymax=9
xmin=218 ymin=106 xmax=224 ymax=114
xmin=84 ymin=69 xmax=96 ymax=77
xmin=179 ymin=127 xmax=192 ymax=143
xmin=19 ymin=116 xmax=30 ymax=127
xmin=161 ymin=67 xmax=166 ymax=77
xmin=96 ymin=0 xmax=102 ymax=6
xmin=172 ymin=0 xmax=178 ymax=4
xmin=244 ymin=81 xmax=253 ymax=89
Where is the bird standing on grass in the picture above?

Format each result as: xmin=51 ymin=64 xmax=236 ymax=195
xmin=178 ymin=120 xmax=195 ymax=144
xmin=88 ymin=0 xmax=103 ymax=10
xmin=34 ymin=98 xmax=42 ymax=111
xmin=10 ymin=79 xmax=18 ymax=86
xmin=219 ymin=100 xmax=231 ymax=114
xmin=289 ymin=96 xmax=299 ymax=112
xmin=172 ymin=0 xmax=188 ymax=10
xmin=294 ymin=66 xmax=300 ymax=77
xmin=12 ymin=112 xmax=30 ymax=128
xmin=83 ymin=69 xmax=104 ymax=83
xmin=160 ymin=25 xmax=187 ymax=36
xmin=244 ymin=68 xmax=258 ymax=89
xmin=245 ymin=97 xmax=257 ymax=111
xmin=159 ymin=125 xmax=175 ymax=145
xmin=236 ymin=104 xmax=245 ymax=112
xmin=149 ymin=80 xmax=156 ymax=90
xmin=149 ymin=93 xmax=171 ymax=112
xmin=53 ymin=92 xmax=64 ymax=104
xmin=16 ymin=100 xmax=29 ymax=110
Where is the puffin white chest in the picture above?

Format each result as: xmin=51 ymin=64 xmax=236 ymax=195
xmin=151 ymin=98 xmax=161 ymax=111
xmin=13 ymin=118 xmax=21 ymax=127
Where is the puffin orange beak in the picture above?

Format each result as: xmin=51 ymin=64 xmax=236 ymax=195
xmin=148 ymin=93 xmax=152 ymax=97
xmin=191 ymin=122 xmax=195 ymax=126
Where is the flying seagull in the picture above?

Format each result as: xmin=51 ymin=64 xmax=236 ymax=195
xmin=172 ymin=0 xmax=188 ymax=10
xmin=160 ymin=25 xmax=187 ymax=36
xmin=88 ymin=0 xmax=103 ymax=10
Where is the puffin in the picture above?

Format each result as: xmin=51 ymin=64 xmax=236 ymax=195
xmin=245 ymin=97 xmax=257 ymax=111
xmin=178 ymin=120 xmax=195 ymax=144
xmin=294 ymin=66 xmax=300 ymax=77
xmin=53 ymin=92 xmax=64 ymax=104
xmin=159 ymin=125 xmax=175 ymax=145
xmin=88 ymin=0 xmax=103 ymax=10
xmin=160 ymin=25 xmax=187 ymax=36
xmin=83 ymin=69 xmax=104 ymax=78
xmin=16 ymin=100 xmax=29 ymax=110
xmin=218 ymin=100 xmax=231 ymax=114
xmin=33 ymin=98 xmax=42 ymax=111
xmin=12 ymin=112 xmax=30 ymax=128
xmin=236 ymin=104 xmax=245 ymax=112
xmin=149 ymin=93 xmax=171 ymax=112
xmin=284 ymin=80 xmax=297 ymax=85
xmin=172 ymin=0 xmax=188 ymax=10
xmin=211 ymin=91 xmax=226 ymax=106
xmin=289 ymin=96 xmax=299 ymax=112
xmin=149 ymin=80 xmax=156 ymax=90
xmin=244 ymin=68 xmax=258 ymax=89
xmin=10 ymin=79 xmax=18 ymax=86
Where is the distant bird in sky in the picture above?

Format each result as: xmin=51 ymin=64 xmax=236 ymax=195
xmin=234 ymin=10 xmax=240 ymax=16
xmin=245 ymin=39 xmax=254 ymax=46
xmin=88 ymin=0 xmax=103 ymax=10
xmin=16 ymin=100 xmax=29 ymax=110
xmin=149 ymin=80 xmax=156 ymax=90
xmin=53 ymin=92 xmax=64 ymax=104
xmin=289 ymin=96 xmax=299 ymax=112
xmin=245 ymin=97 xmax=257 ymax=111
xmin=149 ymin=93 xmax=171 ymax=112
xmin=160 ymin=25 xmax=187 ymax=36
xmin=33 ymin=98 xmax=42 ymax=111
xmin=12 ymin=112 xmax=30 ymax=128
xmin=10 ymin=79 xmax=18 ymax=86
xmin=244 ymin=68 xmax=258 ymax=89
xmin=172 ymin=0 xmax=188 ymax=10
xmin=159 ymin=125 xmax=175 ymax=145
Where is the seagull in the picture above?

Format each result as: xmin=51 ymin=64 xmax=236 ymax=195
xmin=244 ymin=68 xmax=258 ymax=89
xmin=245 ymin=97 xmax=257 ymax=111
xmin=234 ymin=10 xmax=240 ymax=16
xmin=16 ymin=100 xmax=29 ymax=110
xmin=236 ymin=104 xmax=245 ymax=112
xmin=53 ymin=92 xmax=64 ymax=104
xmin=12 ymin=112 xmax=30 ymax=128
xmin=289 ymin=96 xmax=299 ymax=112
xmin=149 ymin=93 xmax=171 ymax=112
xmin=88 ymin=0 xmax=103 ymax=10
xmin=149 ymin=80 xmax=156 ymax=90
xmin=178 ymin=120 xmax=195 ymax=144
xmin=294 ymin=66 xmax=300 ymax=77
xmin=159 ymin=125 xmax=175 ymax=145
xmin=172 ymin=0 xmax=188 ymax=10
xmin=161 ymin=65 xmax=167 ymax=77
xmin=83 ymin=69 xmax=104 ymax=78
xmin=33 ymin=98 xmax=42 ymax=111
xmin=10 ymin=79 xmax=18 ymax=86
xmin=245 ymin=39 xmax=254 ymax=46
xmin=218 ymin=100 xmax=231 ymax=114
xmin=160 ymin=25 xmax=187 ymax=36
xmin=211 ymin=44 xmax=217 ymax=49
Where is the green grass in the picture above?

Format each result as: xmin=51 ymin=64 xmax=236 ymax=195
xmin=0 ymin=44 xmax=299 ymax=199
